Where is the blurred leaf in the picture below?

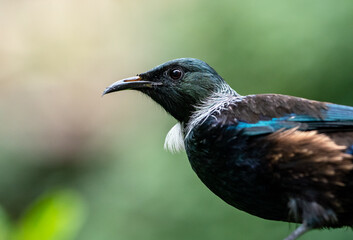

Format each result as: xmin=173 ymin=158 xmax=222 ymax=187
xmin=0 ymin=206 xmax=11 ymax=240
xmin=14 ymin=189 xmax=86 ymax=240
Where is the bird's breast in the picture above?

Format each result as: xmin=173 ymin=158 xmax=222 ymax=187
xmin=184 ymin=128 xmax=290 ymax=221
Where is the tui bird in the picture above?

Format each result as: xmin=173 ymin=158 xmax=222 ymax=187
xmin=103 ymin=58 xmax=353 ymax=240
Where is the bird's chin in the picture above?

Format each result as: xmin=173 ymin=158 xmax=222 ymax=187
xmin=102 ymin=76 xmax=162 ymax=95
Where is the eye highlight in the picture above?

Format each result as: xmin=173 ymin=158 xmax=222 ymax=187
xmin=168 ymin=68 xmax=183 ymax=80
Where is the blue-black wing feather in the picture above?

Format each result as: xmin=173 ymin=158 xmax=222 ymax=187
xmin=220 ymin=95 xmax=353 ymax=136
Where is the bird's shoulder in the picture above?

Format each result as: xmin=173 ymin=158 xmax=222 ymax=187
xmin=218 ymin=93 xmax=327 ymax=123
xmin=192 ymin=93 xmax=353 ymax=136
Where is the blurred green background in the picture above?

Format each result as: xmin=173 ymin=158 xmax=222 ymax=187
xmin=0 ymin=0 xmax=352 ymax=239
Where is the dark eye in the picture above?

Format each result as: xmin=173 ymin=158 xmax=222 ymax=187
xmin=169 ymin=68 xmax=183 ymax=80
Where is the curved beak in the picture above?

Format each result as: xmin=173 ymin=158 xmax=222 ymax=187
xmin=102 ymin=75 xmax=162 ymax=96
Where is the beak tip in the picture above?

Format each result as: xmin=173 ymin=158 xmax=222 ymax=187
xmin=101 ymin=88 xmax=109 ymax=97
xmin=102 ymin=85 xmax=116 ymax=96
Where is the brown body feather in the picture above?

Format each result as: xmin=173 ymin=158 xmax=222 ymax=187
xmin=262 ymin=127 xmax=353 ymax=227
xmin=227 ymin=94 xmax=327 ymax=123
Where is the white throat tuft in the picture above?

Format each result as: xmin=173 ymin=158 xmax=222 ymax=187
xmin=164 ymin=123 xmax=185 ymax=153
xmin=185 ymin=88 xmax=240 ymax=138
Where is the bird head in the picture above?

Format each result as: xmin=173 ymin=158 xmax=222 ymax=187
xmin=103 ymin=58 xmax=233 ymax=122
